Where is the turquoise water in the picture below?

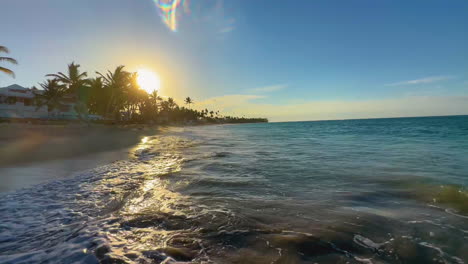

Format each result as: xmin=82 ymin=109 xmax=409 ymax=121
xmin=0 ymin=116 xmax=467 ymax=263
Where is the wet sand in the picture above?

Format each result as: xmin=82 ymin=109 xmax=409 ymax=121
xmin=0 ymin=123 xmax=158 ymax=192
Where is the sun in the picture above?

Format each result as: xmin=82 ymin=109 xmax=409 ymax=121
xmin=137 ymin=69 xmax=161 ymax=93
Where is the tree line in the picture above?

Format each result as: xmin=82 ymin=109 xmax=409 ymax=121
xmin=1 ymin=45 xmax=267 ymax=124
xmin=31 ymin=62 xmax=268 ymax=124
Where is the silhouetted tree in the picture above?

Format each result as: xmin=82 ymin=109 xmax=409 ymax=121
xmin=46 ymin=62 xmax=90 ymax=119
xmin=185 ymin=97 xmax=193 ymax=108
xmin=37 ymin=62 xmax=268 ymax=124
xmin=87 ymin=77 xmax=107 ymax=116
xmin=34 ymin=79 xmax=67 ymax=118
xmin=167 ymin=97 xmax=176 ymax=110
xmin=46 ymin=62 xmax=89 ymax=94
xmin=96 ymin=65 xmax=130 ymax=120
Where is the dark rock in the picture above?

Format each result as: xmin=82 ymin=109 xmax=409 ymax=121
xmin=142 ymin=250 xmax=167 ymax=262
xmin=99 ymin=255 xmax=128 ymax=264
xmin=124 ymin=252 xmax=139 ymax=260
xmin=157 ymin=247 xmax=196 ymax=261
xmin=95 ymin=245 xmax=111 ymax=259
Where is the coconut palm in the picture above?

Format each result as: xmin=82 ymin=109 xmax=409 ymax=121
xmin=87 ymin=77 xmax=107 ymax=115
xmin=149 ymin=90 xmax=161 ymax=107
xmin=167 ymin=97 xmax=176 ymax=110
xmin=47 ymin=62 xmax=91 ymax=119
xmin=96 ymin=65 xmax=131 ymax=119
xmin=185 ymin=97 xmax=193 ymax=108
xmin=46 ymin=62 xmax=89 ymax=94
xmin=34 ymin=79 xmax=67 ymax=117
xmin=33 ymin=62 xmax=268 ymax=124
xmin=123 ymin=72 xmax=145 ymax=119
xmin=0 ymin=46 xmax=18 ymax=77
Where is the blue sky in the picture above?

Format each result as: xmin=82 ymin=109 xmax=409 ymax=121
xmin=2 ymin=0 xmax=468 ymax=121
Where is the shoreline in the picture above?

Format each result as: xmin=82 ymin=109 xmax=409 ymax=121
xmin=0 ymin=121 xmax=260 ymax=192
xmin=0 ymin=123 xmax=159 ymax=167
xmin=0 ymin=123 xmax=163 ymax=192
xmin=0 ymin=118 xmax=265 ymax=168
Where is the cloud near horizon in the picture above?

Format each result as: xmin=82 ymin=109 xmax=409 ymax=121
xmin=195 ymin=94 xmax=468 ymax=122
xmin=248 ymin=84 xmax=288 ymax=93
xmin=385 ymin=76 xmax=453 ymax=86
xmin=194 ymin=94 xmax=264 ymax=111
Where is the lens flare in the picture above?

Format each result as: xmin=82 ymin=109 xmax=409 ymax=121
xmin=154 ymin=0 xmax=185 ymax=32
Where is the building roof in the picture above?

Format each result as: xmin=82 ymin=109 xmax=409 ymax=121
xmin=0 ymin=84 xmax=41 ymax=98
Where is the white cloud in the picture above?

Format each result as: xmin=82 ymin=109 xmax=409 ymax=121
xmin=249 ymin=84 xmax=288 ymax=93
xmin=385 ymin=76 xmax=453 ymax=86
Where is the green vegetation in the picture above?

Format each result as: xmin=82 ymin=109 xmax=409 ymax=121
xmin=433 ymin=185 xmax=468 ymax=215
xmin=33 ymin=63 xmax=268 ymax=124
xmin=0 ymin=46 xmax=18 ymax=77
xmin=380 ymin=178 xmax=468 ymax=216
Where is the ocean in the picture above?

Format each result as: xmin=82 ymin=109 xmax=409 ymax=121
xmin=0 ymin=116 xmax=467 ymax=263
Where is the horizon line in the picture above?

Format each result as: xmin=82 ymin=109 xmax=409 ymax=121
xmin=269 ymin=114 xmax=468 ymax=124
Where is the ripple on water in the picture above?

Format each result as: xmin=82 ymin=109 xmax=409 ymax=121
xmin=1 ymin=121 xmax=468 ymax=263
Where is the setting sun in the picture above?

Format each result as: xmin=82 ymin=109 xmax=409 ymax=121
xmin=137 ymin=69 xmax=160 ymax=93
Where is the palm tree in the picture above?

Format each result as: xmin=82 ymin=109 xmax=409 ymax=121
xmin=87 ymin=77 xmax=106 ymax=115
xmin=0 ymin=46 xmax=18 ymax=77
xmin=46 ymin=62 xmax=89 ymax=94
xmin=167 ymin=97 xmax=176 ymax=110
xmin=185 ymin=97 xmax=193 ymax=108
xmin=123 ymin=72 xmax=145 ymax=119
xmin=147 ymin=90 xmax=160 ymax=114
xmin=97 ymin=65 xmax=130 ymax=119
xmin=35 ymin=79 xmax=67 ymax=118
xmin=47 ymin=62 xmax=90 ymax=119
xmin=149 ymin=90 xmax=160 ymax=105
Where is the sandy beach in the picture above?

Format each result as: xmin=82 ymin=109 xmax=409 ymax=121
xmin=0 ymin=123 xmax=158 ymax=166
xmin=0 ymin=123 xmax=158 ymax=192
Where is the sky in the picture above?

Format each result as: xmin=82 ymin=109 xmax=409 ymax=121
xmin=2 ymin=0 xmax=468 ymax=121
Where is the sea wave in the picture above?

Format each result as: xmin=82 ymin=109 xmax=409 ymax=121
xmin=1 ymin=119 xmax=468 ymax=263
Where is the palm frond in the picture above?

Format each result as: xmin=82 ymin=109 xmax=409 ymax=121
xmin=46 ymin=72 xmax=70 ymax=82
xmin=45 ymin=73 xmax=61 ymax=78
xmin=0 ymin=46 xmax=9 ymax=53
xmin=0 ymin=66 xmax=15 ymax=77
xmin=0 ymin=57 xmax=18 ymax=64
xmin=96 ymin=71 xmax=111 ymax=84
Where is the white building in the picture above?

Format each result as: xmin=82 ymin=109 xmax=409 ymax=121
xmin=0 ymin=84 xmax=78 ymax=119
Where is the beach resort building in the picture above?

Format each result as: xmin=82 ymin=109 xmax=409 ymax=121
xmin=0 ymin=84 xmax=78 ymax=119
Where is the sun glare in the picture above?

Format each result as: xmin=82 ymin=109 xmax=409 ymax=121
xmin=137 ymin=69 xmax=161 ymax=93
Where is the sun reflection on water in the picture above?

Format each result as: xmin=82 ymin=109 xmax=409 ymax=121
xmin=77 ymin=134 xmax=200 ymax=260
